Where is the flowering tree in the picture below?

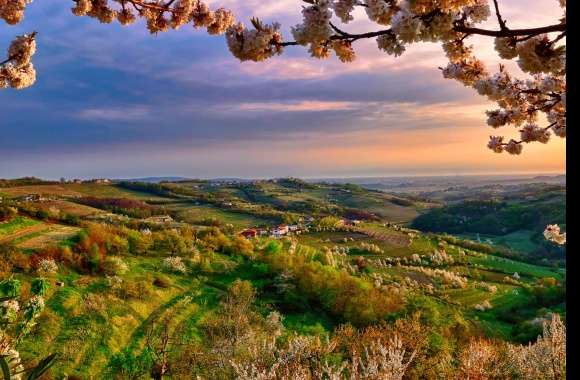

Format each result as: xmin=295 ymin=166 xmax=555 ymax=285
xmin=1 ymin=0 xmax=566 ymax=155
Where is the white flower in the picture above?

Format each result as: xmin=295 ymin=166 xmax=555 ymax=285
xmin=487 ymin=136 xmax=504 ymax=153
xmin=364 ymin=0 xmax=397 ymax=25
xmin=71 ymin=0 xmax=92 ymax=16
xmin=37 ymin=258 xmax=58 ymax=275
xmin=391 ymin=9 xmax=423 ymax=43
xmin=494 ymin=37 xmax=518 ymax=59
xmin=464 ymin=0 xmax=491 ymax=23
xmin=291 ymin=0 xmax=333 ymax=46
xmin=443 ymin=41 xmax=473 ymax=63
xmin=516 ymin=35 xmax=565 ymax=75
xmin=332 ymin=40 xmax=355 ymax=62
xmin=163 ymin=256 xmax=187 ymax=273
xmin=505 ymin=139 xmax=523 ymax=155
xmin=206 ymin=8 xmax=235 ymax=35
xmin=544 ymin=224 xmax=566 ymax=245
xmin=377 ymin=34 xmax=405 ymax=56
xmin=520 ymin=123 xmax=550 ymax=143
xmin=332 ymin=0 xmax=357 ymax=23
xmin=226 ymin=20 xmax=283 ymax=62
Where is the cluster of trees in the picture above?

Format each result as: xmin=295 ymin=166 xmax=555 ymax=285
xmin=413 ymin=198 xmax=566 ymax=259
xmin=0 ymin=177 xmax=56 ymax=187
xmin=106 ymin=278 xmax=565 ymax=379
xmin=251 ymin=240 xmax=404 ymax=326
xmin=0 ymin=204 xmax=17 ymax=222
xmin=16 ymin=202 xmax=80 ymax=226
xmin=76 ymin=196 xmax=166 ymax=219
xmin=0 ymin=222 xmax=198 ymax=276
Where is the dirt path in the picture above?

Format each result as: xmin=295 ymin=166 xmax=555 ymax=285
xmin=18 ymin=226 xmax=80 ymax=249
xmin=0 ymin=223 xmax=47 ymax=244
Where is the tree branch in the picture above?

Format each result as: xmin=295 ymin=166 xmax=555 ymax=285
xmin=277 ymin=22 xmax=565 ymax=47
xmin=493 ymin=0 xmax=507 ymax=31
xmin=454 ymin=22 xmax=565 ymax=37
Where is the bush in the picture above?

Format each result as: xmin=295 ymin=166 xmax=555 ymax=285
xmin=36 ymin=258 xmax=58 ymax=276
xmin=0 ymin=206 xmax=17 ymax=222
xmin=162 ymin=256 xmax=187 ymax=274
xmin=117 ymin=280 xmax=153 ymax=300
xmin=153 ymin=275 xmax=171 ymax=288
xmin=103 ymin=256 xmax=129 ymax=276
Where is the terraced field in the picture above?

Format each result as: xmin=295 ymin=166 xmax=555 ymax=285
xmin=17 ymin=225 xmax=80 ymax=249
xmin=0 ymin=217 xmax=79 ymax=248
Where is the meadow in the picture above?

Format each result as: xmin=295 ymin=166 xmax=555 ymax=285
xmin=0 ymin=178 xmax=566 ymax=379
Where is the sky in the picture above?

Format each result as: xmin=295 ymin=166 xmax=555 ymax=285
xmin=0 ymin=0 xmax=566 ymax=180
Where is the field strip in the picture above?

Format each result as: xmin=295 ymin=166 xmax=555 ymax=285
xmin=17 ymin=226 xmax=80 ymax=249
xmin=0 ymin=223 xmax=48 ymax=244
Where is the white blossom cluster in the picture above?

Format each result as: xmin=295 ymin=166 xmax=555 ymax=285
xmin=37 ymin=258 xmax=58 ymax=275
xmin=0 ymin=0 xmax=32 ymax=25
xmin=0 ymin=33 xmax=36 ymax=90
xmin=291 ymin=0 xmax=333 ymax=58
xmin=364 ymin=0 xmax=398 ymax=25
xmin=507 ymin=314 xmax=566 ymax=379
xmin=416 ymin=266 xmax=468 ymax=288
xmin=281 ymin=0 xmax=565 ymax=154
xmin=332 ymin=0 xmax=358 ymax=23
xmin=226 ymin=19 xmax=283 ymax=62
xmin=377 ymin=33 xmax=405 ymax=56
xmin=543 ymin=224 xmax=566 ymax=245
xmin=163 ymin=256 xmax=188 ymax=273
xmin=516 ymin=35 xmax=565 ymax=75
xmin=473 ymin=299 xmax=492 ymax=311
xmin=0 ymin=299 xmax=20 ymax=324
xmin=71 ymin=0 xmax=235 ymax=35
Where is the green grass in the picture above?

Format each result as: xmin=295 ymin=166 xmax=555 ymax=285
xmin=0 ymin=216 xmax=39 ymax=236
xmin=174 ymin=203 xmax=275 ymax=228
xmin=469 ymin=254 xmax=561 ymax=280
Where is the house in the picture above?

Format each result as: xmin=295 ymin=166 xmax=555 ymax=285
xmin=288 ymin=225 xmax=300 ymax=232
xmin=17 ymin=194 xmax=40 ymax=202
xmin=140 ymin=228 xmax=152 ymax=235
xmin=272 ymin=225 xmax=289 ymax=238
xmin=144 ymin=215 xmax=174 ymax=224
xmin=240 ymin=229 xmax=258 ymax=239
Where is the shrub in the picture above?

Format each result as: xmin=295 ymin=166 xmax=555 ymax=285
xmin=153 ymin=276 xmax=171 ymax=288
xmin=162 ymin=256 xmax=187 ymax=274
xmin=83 ymin=293 xmax=107 ymax=315
xmin=36 ymin=258 xmax=58 ymax=276
xmin=0 ymin=205 xmax=17 ymax=222
xmin=103 ymin=256 xmax=129 ymax=276
xmin=117 ymin=280 xmax=153 ymax=300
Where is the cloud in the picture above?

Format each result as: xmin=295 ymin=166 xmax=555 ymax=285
xmin=0 ymin=0 xmax=566 ymax=178
xmin=221 ymin=100 xmax=362 ymax=113
xmin=76 ymin=106 xmax=151 ymax=122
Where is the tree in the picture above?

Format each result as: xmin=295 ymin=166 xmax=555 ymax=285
xmin=1 ymin=0 xmax=565 ymax=155
xmin=0 ymin=278 xmax=57 ymax=379
xmin=0 ymin=206 xmax=17 ymax=222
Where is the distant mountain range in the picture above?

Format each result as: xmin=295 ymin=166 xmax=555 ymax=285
xmin=114 ymin=176 xmax=192 ymax=183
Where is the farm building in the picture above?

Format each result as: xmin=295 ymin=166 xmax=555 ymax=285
xmin=240 ymin=229 xmax=258 ymax=239
xmin=144 ymin=215 xmax=174 ymax=224
xmin=272 ymin=225 xmax=289 ymax=238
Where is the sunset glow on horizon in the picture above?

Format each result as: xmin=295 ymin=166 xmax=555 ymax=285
xmin=0 ymin=0 xmax=565 ymax=179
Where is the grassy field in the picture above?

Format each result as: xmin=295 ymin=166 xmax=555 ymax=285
xmin=0 ymin=184 xmax=169 ymax=201
xmin=172 ymin=203 xmax=275 ymax=228
xmin=0 ymin=216 xmax=40 ymax=238
xmin=17 ymin=225 xmax=80 ymax=249
xmin=1 ymin=180 xmax=565 ymax=378
xmin=34 ymin=200 xmax=105 ymax=217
